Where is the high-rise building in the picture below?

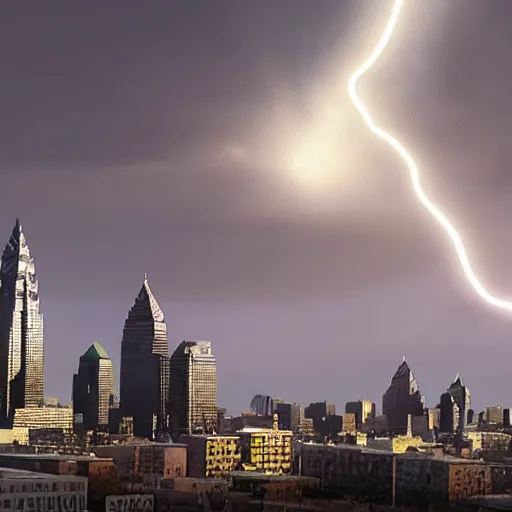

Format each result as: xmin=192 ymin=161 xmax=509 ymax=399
xmin=0 ymin=219 xmax=44 ymax=424
xmin=382 ymin=358 xmax=424 ymax=435
xmin=439 ymin=392 xmax=460 ymax=434
xmin=72 ymin=341 xmax=115 ymax=432
xmin=120 ymin=276 xmax=169 ymax=440
xmin=446 ymin=374 xmax=471 ymax=432
xmin=345 ymin=399 xmax=376 ymax=429
xmin=169 ymin=340 xmax=217 ymax=438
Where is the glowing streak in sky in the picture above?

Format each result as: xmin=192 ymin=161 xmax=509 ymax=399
xmin=348 ymin=0 xmax=512 ymax=312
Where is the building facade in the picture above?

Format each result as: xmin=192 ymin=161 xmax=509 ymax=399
xmin=72 ymin=341 xmax=115 ymax=432
xmin=238 ymin=419 xmax=293 ymax=474
xmin=120 ymin=276 xmax=169 ymax=440
xmin=0 ymin=219 xmax=44 ymax=424
xmin=0 ymin=468 xmax=87 ymax=512
xmin=184 ymin=435 xmax=240 ymax=478
xmin=169 ymin=340 xmax=217 ymax=438
xmin=382 ymin=359 xmax=425 ymax=435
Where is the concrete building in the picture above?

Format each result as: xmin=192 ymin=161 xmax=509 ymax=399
xmin=93 ymin=442 xmax=187 ymax=478
xmin=12 ymin=406 xmax=73 ymax=440
xmin=485 ymin=406 xmax=505 ymax=426
xmin=0 ymin=467 xmax=87 ymax=512
xmin=0 ymin=452 xmax=116 ymax=478
xmin=72 ymin=341 xmax=115 ymax=432
xmin=0 ymin=219 xmax=44 ymax=424
xmin=120 ymin=276 xmax=169 ymax=440
xmin=169 ymin=340 xmax=217 ymax=438
xmin=468 ymin=432 xmax=512 ymax=453
xmin=382 ymin=359 xmax=425 ymax=435
xmin=183 ymin=435 xmax=240 ymax=478
xmin=237 ymin=419 xmax=293 ymax=474
xmin=297 ymin=443 xmax=492 ymax=506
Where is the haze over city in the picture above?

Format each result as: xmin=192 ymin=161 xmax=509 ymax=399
xmin=2 ymin=0 xmax=512 ymax=415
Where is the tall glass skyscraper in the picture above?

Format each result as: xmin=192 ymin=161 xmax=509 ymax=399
xmin=72 ymin=341 xmax=115 ymax=432
xmin=120 ymin=276 xmax=169 ymax=440
xmin=0 ymin=219 xmax=44 ymax=424
xmin=169 ymin=340 xmax=217 ymax=439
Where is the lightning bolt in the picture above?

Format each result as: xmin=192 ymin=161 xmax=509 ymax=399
xmin=348 ymin=0 xmax=512 ymax=312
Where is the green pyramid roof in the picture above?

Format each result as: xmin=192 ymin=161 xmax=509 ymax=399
xmin=82 ymin=341 xmax=110 ymax=360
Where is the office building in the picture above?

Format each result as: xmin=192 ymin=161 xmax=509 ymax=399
xmin=446 ymin=374 xmax=471 ymax=432
xmin=345 ymin=399 xmax=376 ymax=429
xmin=72 ymin=341 xmax=115 ymax=432
xmin=120 ymin=276 xmax=169 ymax=439
xmin=0 ymin=219 xmax=44 ymax=423
xmin=382 ymin=359 xmax=425 ymax=435
xmin=169 ymin=340 xmax=217 ymax=438
xmin=183 ymin=435 xmax=240 ymax=478
xmin=237 ymin=418 xmax=293 ymax=474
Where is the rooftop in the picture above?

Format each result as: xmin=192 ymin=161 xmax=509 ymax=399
xmin=231 ymin=471 xmax=319 ymax=483
xmin=0 ymin=453 xmax=112 ymax=462
xmin=0 ymin=467 xmax=87 ymax=481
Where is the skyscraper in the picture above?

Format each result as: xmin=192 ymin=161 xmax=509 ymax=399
xmin=120 ymin=276 xmax=169 ymax=440
xmin=446 ymin=374 xmax=471 ymax=433
xmin=72 ymin=341 xmax=115 ymax=432
xmin=382 ymin=358 xmax=424 ymax=435
xmin=169 ymin=340 xmax=217 ymax=438
xmin=0 ymin=219 xmax=44 ymax=423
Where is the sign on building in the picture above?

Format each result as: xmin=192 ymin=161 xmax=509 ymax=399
xmin=105 ymin=495 xmax=154 ymax=512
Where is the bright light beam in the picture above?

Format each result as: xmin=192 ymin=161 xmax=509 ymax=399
xmin=348 ymin=0 xmax=512 ymax=312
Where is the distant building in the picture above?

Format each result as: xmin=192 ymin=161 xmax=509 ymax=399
xmin=446 ymin=374 xmax=471 ymax=432
xmin=382 ymin=359 xmax=424 ymax=435
xmin=183 ymin=435 xmax=240 ymax=478
xmin=345 ymin=399 xmax=376 ymax=429
xmin=72 ymin=341 xmax=115 ymax=432
xmin=13 ymin=406 xmax=73 ymax=432
xmin=120 ymin=276 xmax=169 ymax=440
xmin=250 ymin=395 xmax=276 ymax=416
xmin=429 ymin=408 xmax=441 ymax=431
xmin=169 ymin=340 xmax=217 ymax=438
xmin=305 ymin=401 xmax=336 ymax=435
xmin=485 ymin=406 xmax=504 ymax=426
xmin=0 ymin=219 xmax=44 ymax=424
xmin=274 ymin=402 xmax=303 ymax=432
xmin=439 ymin=392 xmax=460 ymax=434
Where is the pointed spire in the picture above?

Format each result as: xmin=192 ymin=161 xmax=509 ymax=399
xmin=131 ymin=276 xmax=165 ymax=323
xmin=144 ymin=272 xmax=148 ymax=282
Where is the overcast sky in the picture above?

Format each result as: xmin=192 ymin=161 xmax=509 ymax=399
xmin=2 ymin=0 xmax=512 ymax=415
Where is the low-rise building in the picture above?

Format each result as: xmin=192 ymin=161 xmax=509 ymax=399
xmin=468 ymin=432 xmax=512 ymax=454
xmin=367 ymin=435 xmax=424 ymax=453
xmin=93 ymin=442 xmax=187 ymax=478
xmin=297 ymin=443 xmax=492 ymax=505
xmin=0 ymin=467 xmax=87 ymax=511
xmin=183 ymin=435 xmax=240 ymax=478
xmin=237 ymin=427 xmax=293 ymax=474
xmin=0 ymin=453 xmax=116 ymax=478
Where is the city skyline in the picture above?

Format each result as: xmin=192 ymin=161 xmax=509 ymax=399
xmin=2 ymin=1 xmax=512 ymax=415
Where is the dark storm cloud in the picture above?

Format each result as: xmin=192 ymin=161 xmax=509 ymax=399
xmin=1 ymin=1 xmax=512 ymax=411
